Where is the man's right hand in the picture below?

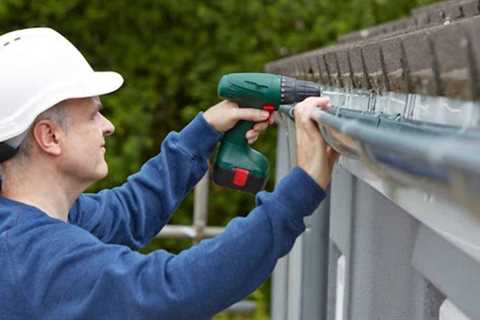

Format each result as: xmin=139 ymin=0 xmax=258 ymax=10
xmin=203 ymin=100 xmax=273 ymax=144
xmin=294 ymin=97 xmax=339 ymax=189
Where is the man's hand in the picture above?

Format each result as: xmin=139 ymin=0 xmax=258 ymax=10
xmin=203 ymin=100 xmax=275 ymax=144
xmin=294 ymin=97 xmax=339 ymax=189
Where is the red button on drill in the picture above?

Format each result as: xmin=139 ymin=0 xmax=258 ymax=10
xmin=262 ymin=104 xmax=275 ymax=112
xmin=232 ymin=168 xmax=250 ymax=187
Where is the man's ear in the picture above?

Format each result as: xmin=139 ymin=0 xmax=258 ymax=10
xmin=32 ymin=120 xmax=64 ymax=156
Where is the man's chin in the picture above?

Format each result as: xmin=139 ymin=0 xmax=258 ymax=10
xmin=92 ymin=163 xmax=109 ymax=181
xmin=97 ymin=166 xmax=109 ymax=180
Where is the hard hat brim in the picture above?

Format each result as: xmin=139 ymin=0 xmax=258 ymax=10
xmin=66 ymin=71 xmax=124 ymax=99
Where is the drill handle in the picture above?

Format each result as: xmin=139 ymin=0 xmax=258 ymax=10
xmin=225 ymin=119 xmax=254 ymax=142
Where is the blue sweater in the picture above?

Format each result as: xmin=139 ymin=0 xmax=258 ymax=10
xmin=0 ymin=113 xmax=325 ymax=319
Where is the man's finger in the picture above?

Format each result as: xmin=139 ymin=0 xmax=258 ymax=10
xmin=248 ymin=136 xmax=258 ymax=144
xmin=304 ymin=96 xmax=331 ymax=107
xmin=267 ymin=111 xmax=277 ymax=125
xmin=245 ymin=130 xmax=257 ymax=140
xmin=234 ymin=108 xmax=270 ymax=122
xmin=252 ymin=121 xmax=269 ymax=132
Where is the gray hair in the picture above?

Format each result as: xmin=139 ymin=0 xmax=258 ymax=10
xmin=10 ymin=101 xmax=70 ymax=162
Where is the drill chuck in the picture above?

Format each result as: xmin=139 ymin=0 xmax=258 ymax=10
xmin=280 ymin=76 xmax=322 ymax=104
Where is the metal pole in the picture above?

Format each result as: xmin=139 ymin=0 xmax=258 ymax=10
xmin=193 ymin=172 xmax=209 ymax=243
xmin=156 ymin=225 xmax=224 ymax=239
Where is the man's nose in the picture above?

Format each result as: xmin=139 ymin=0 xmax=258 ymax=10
xmin=101 ymin=114 xmax=115 ymax=136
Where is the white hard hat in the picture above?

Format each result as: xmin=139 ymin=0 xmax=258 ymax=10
xmin=0 ymin=27 xmax=124 ymax=144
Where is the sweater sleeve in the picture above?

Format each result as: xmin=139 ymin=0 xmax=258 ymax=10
xmin=12 ymin=168 xmax=325 ymax=320
xmin=67 ymin=113 xmax=223 ymax=249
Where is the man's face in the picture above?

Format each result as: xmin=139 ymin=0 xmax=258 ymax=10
xmin=59 ymin=97 xmax=115 ymax=185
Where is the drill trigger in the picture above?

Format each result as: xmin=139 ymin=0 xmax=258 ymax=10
xmin=262 ymin=104 xmax=275 ymax=121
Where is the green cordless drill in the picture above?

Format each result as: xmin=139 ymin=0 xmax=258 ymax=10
xmin=212 ymin=73 xmax=322 ymax=193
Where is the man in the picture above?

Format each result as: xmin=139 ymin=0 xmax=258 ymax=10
xmin=0 ymin=28 xmax=337 ymax=319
